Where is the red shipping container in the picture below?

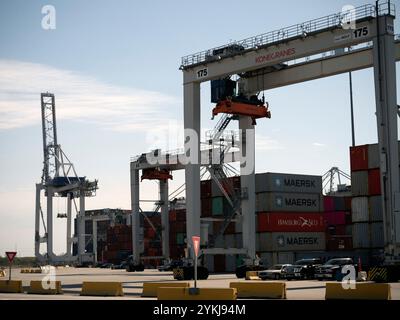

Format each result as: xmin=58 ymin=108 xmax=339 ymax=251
xmin=324 ymin=211 xmax=346 ymax=226
xmin=344 ymin=197 xmax=352 ymax=211
xmin=214 ymin=221 xmax=235 ymax=234
xmin=257 ymin=212 xmax=325 ymax=232
xmin=323 ymin=196 xmax=335 ymax=212
xmin=326 ymin=224 xmax=346 ymax=235
xmin=214 ymin=254 xmax=226 ymax=273
xmin=201 ymin=180 xmax=212 ymax=198
xmin=201 ymin=198 xmax=212 ymax=217
xmin=368 ymin=168 xmax=381 ymax=196
xmin=326 ymin=236 xmax=353 ymax=251
xmin=169 ymin=210 xmax=177 ymax=222
xmin=350 ymin=145 xmax=369 ymax=171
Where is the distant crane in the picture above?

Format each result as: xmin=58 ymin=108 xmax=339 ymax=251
xmin=322 ymin=167 xmax=351 ymax=195
xmin=35 ymin=93 xmax=98 ymax=265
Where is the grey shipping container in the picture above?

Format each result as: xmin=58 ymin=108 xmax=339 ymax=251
xmin=235 ymin=233 xmax=243 ymax=248
xmin=351 ymin=197 xmax=369 ymax=222
xmin=333 ymin=197 xmax=346 ymax=211
xmin=352 ymin=223 xmax=370 ymax=249
xmin=255 ymin=172 xmax=322 ymax=194
xmin=370 ymin=222 xmax=384 ymax=248
xmin=351 ymin=171 xmax=369 ymax=196
xmin=368 ymin=143 xmax=380 ymax=169
xmin=278 ymin=252 xmax=295 ymax=264
xmin=224 ymin=234 xmax=236 ymax=248
xmin=225 ymin=255 xmax=237 ymax=272
xmin=369 ymin=196 xmax=383 ymax=222
xmin=259 ymin=252 xmax=273 ymax=267
xmin=256 ymin=192 xmax=323 ymax=212
xmin=205 ymin=255 xmax=214 ymax=273
xmin=257 ymin=232 xmax=326 ymax=251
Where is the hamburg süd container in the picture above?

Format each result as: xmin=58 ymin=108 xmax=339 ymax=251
xmin=257 ymin=212 xmax=325 ymax=232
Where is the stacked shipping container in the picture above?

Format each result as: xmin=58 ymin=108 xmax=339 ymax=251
xmin=255 ymin=173 xmax=325 ymax=265
xmin=323 ymin=195 xmax=353 ymax=251
xmin=350 ymin=144 xmax=384 ymax=250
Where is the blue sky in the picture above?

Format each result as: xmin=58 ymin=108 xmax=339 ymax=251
xmin=0 ymin=0 xmax=399 ymax=256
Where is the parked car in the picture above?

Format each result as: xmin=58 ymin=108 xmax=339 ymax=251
xmin=158 ymin=260 xmax=184 ymax=272
xmin=99 ymin=263 xmax=113 ymax=269
xmin=287 ymin=258 xmax=322 ymax=280
xmin=259 ymin=264 xmax=292 ymax=280
xmin=125 ymin=255 xmax=145 ymax=272
xmin=111 ymin=261 xmax=127 ymax=270
xmin=315 ymin=258 xmax=356 ymax=281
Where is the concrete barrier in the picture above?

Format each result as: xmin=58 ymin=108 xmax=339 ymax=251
xmin=245 ymin=271 xmax=260 ymax=280
xmin=325 ymin=282 xmax=391 ymax=300
xmin=158 ymin=287 xmax=237 ymax=300
xmin=142 ymin=282 xmax=190 ymax=297
xmin=230 ymin=281 xmax=286 ymax=299
xmin=28 ymin=281 xmax=63 ymax=295
xmin=81 ymin=282 xmax=124 ymax=296
xmin=0 ymin=280 xmax=23 ymax=293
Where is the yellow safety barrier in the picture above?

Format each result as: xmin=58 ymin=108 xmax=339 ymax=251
xmin=325 ymin=282 xmax=391 ymax=300
xmin=158 ymin=287 xmax=237 ymax=300
xmin=28 ymin=281 xmax=63 ymax=295
xmin=245 ymin=271 xmax=260 ymax=280
xmin=81 ymin=282 xmax=124 ymax=296
xmin=142 ymin=282 xmax=190 ymax=297
xmin=0 ymin=280 xmax=23 ymax=293
xmin=31 ymin=268 xmax=42 ymax=274
xmin=20 ymin=269 xmax=28 ymax=273
xmin=0 ymin=269 xmax=5 ymax=277
xmin=230 ymin=281 xmax=286 ymax=299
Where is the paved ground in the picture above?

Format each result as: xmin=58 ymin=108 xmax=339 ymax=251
xmin=0 ymin=267 xmax=399 ymax=300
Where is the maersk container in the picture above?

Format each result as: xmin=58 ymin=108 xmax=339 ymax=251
xmin=370 ymin=222 xmax=384 ymax=248
xmin=369 ymin=195 xmax=383 ymax=222
xmin=367 ymin=143 xmax=380 ymax=169
xmin=257 ymin=232 xmax=325 ymax=251
xmin=256 ymin=192 xmax=322 ymax=212
xmin=351 ymin=197 xmax=369 ymax=222
xmin=352 ymin=223 xmax=370 ymax=249
xmin=255 ymin=172 xmax=322 ymax=194
xmin=351 ymin=171 xmax=369 ymax=196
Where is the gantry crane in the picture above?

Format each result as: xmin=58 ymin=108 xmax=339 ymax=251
xmin=35 ymin=93 xmax=98 ymax=265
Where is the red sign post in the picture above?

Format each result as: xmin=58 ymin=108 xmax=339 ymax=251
xmin=5 ymin=251 xmax=17 ymax=281
xmin=192 ymin=236 xmax=200 ymax=289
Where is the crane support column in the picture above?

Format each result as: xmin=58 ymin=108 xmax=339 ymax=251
xmin=130 ymin=164 xmax=141 ymax=264
xmin=373 ymin=14 xmax=400 ymax=261
xmin=183 ymin=81 xmax=201 ymax=259
xmin=46 ymin=186 xmax=54 ymax=260
xmin=34 ymin=184 xmax=42 ymax=260
xmin=93 ymin=219 xmax=98 ymax=264
xmin=239 ymin=116 xmax=256 ymax=260
xmin=66 ymin=193 xmax=72 ymax=257
xmin=160 ymin=180 xmax=170 ymax=258
xmin=78 ymin=193 xmax=85 ymax=258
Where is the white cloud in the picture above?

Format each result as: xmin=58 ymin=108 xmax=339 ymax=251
xmin=0 ymin=59 xmax=180 ymax=131
xmin=312 ymin=142 xmax=326 ymax=147
xmin=255 ymin=134 xmax=284 ymax=151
